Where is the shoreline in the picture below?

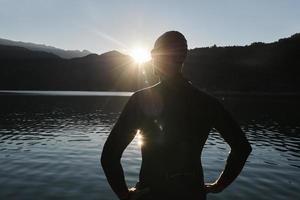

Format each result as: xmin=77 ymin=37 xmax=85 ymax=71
xmin=0 ymin=90 xmax=299 ymax=98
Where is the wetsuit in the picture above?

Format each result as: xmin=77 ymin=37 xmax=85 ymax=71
xmin=101 ymin=74 xmax=250 ymax=200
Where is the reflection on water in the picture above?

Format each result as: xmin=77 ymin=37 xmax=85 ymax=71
xmin=0 ymin=94 xmax=299 ymax=200
xmin=136 ymin=129 xmax=143 ymax=147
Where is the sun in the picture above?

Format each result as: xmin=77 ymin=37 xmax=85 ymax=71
xmin=129 ymin=47 xmax=151 ymax=64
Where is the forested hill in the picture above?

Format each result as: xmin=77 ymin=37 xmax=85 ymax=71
xmin=183 ymin=33 xmax=300 ymax=93
xmin=0 ymin=33 xmax=299 ymax=93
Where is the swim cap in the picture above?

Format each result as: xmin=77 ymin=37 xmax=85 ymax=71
xmin=151 ymin=31 xmax=188 ymax=63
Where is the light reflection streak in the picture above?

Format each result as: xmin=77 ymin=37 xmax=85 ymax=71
xmin=136 ymin=129 xmax=143 ymax=146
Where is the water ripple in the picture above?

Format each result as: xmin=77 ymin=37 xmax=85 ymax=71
xmin=0 ymin=96 xmax=299 ymax=200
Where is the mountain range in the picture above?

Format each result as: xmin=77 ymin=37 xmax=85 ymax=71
xmin=0 ymin=33 xmax=299 ymax=93
xmin=0 ymin=38 xmax=91 ymax=59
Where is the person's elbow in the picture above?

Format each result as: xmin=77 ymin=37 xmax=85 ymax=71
xmin=100 ymin=151 xmax=109 ymax=168
xmin=243 ymin=142 xmax=252 ymax=158
xmin=246 ymin=142 xmax=252 ymax=153
xmin=101 ymin=148 xmax=120 ymax=170
xmin=231 ymin=141 xmax=252 ymax=160
xmin=238 ymin=141 xmax=252 ymax=159
xmin=101 ymin=147 xmax=114 ymax=169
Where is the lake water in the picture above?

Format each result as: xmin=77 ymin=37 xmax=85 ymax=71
xmin=0 ymin=91 xmax=299 ymax=200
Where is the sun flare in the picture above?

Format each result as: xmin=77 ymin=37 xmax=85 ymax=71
xmin=136 ymin=129 xmax=143 ymax=146
xmin=130 ymin=47 xmax=151 ymax=64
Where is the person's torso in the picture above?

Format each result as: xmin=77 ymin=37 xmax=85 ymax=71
xmin=134 ymin=77 xmax=215 ymax=197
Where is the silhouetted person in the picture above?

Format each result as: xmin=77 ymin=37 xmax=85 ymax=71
xmin=101 ymin=31 xmax=252 ymax=200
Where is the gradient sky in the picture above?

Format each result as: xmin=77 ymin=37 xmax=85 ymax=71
xmin=0 ymin=0 xmax=299 ymax=54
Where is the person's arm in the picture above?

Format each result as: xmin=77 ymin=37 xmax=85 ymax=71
xmin=101 ymin=94 xmax=139 ymax=200
xmin=206 ymin=99 xmax=252 ymax=193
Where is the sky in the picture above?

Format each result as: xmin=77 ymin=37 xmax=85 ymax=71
xmin=0 ymin=0 xmax=299 ymax=54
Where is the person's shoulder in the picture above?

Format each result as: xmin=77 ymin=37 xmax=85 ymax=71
xmin=186 ymin=80 xmax=219 ymax=104
xmin=125 ymin=83 xmax=159 ymax=108
xmin=131 ymin=82 xmax=160 ymax=98
xmin=187 ymin=81 xmax=226 ymax=120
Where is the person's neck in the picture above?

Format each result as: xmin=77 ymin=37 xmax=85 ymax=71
xmin=160 ymin=73 xmax=184 ymax=84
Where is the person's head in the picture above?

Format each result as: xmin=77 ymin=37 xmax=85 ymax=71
xmin=151 ymin=31 xmax=188 ymax=79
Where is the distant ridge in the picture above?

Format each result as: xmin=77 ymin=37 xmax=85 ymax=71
xmin=0 ymin=38 xmax=91 ymax=59
xmin=0 ymin=33 xmax=299 ymax=93
xmin=0 ymin=45 xmax=61 ymax=60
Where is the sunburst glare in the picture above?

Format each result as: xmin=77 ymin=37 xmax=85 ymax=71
xmin=130 ymin=47 xmax=151 ymax=64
